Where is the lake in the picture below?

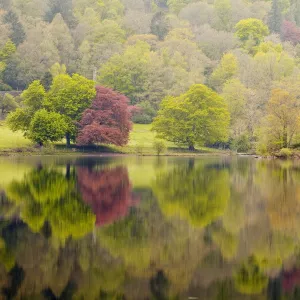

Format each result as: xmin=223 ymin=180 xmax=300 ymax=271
xmin=0 ymin=155 xmax=299 ymax=299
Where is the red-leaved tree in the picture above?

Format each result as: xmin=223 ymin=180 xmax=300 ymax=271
xmin=77 ymin=86 xmax=132 ymax=146
xmin=281 ymin=20 xmax=300 ymax=45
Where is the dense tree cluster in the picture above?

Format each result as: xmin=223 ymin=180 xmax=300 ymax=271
xmin=2 ymin=0 xmax=300 ymax=152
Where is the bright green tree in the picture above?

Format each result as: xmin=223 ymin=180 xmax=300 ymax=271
xmin=7 ymin=80 xmax=46 ymax=134
xmin=152 ymin=84 xmax=230 ymax=150
xmin=235 ymin=18 xmax=269 ymax=48
xmin=44 ymin=74 xmax=96 ymax=146
xmin=27 ymin=109 xmax=67 ymax=146
xmin=209 ymin=53 xmax=238 ymax=92
xmin=0 ymin=93 xmax=18 ymax=115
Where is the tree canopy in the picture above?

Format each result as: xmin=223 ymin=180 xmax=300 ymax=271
xmin=152 ymin=84 xmax=230 ymax=150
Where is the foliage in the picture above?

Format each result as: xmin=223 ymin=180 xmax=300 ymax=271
xmin=235 ymin=18 xmax=269 ymax=48
xmin=209 ymin=53 xmax=238 ymax=92
xmin=257 ymin=88 xmax=300 ymax=153
xmin=0 ymin=93 xmax=18 ymax=114
xmin=27 ymin=109 xmax=67 ymax=145
xmin=6 ymin=167 xmax=95 ymax=242
xmin=153 ymin=139 xmax=167 ymax=155
xmin=152 ymin=84 xmax=230 ymax=150
xmin=278 ymin=147 xmax=292 ymax=158
xmin=153 ymin=159 xmax=230 ymax=227
xmin=77 ymin=86 xmax=132 ymax=146
xmin=234 ymin=257 xmax=268 ymax=295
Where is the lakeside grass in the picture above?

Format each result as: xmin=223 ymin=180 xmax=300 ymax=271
xmin=0 ymin=122 xmax=227 ymax=156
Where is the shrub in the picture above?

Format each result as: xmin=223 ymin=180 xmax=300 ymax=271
xmin=135 ymin=144 xmax=144 ymax=155
xmin=153 ymin=139 xmax=166 ymax=155
xmin=230 ymin=134 xmax=251 ymax=152
xmin=278 ymin=148 xmax=293 ymax=158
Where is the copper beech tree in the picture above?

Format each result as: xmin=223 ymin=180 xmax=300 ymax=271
xmin=77 ymin=86 xmax=132 ymax=146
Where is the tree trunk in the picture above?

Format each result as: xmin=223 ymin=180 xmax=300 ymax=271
xmin=283 ymin=125 xmax=288 ymax=148
xmin=66 ymin=133 xmax=71 ymax=148
xmin=188 ymin=144 xmax=195 ymax=151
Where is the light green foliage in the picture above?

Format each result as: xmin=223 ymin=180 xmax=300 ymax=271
xmin=7 ymin=80 xmax=45 ymax=135
xmin=152 ymin=84 xmax=230 ymax=149
xmin=45 ymin=74 xmax=96 ymax=119
xmin=209 ymin=53 xmax=238 ymax=91
xmin=257 ymin=88 xmax=300 ymax=153
xmin=50 ymin=63 xmax=66 ymax=77
xmin=153 ymin=160 xmax=230 ymax=227
xmin=278 ymin=147 xmax=292 ymax=157
xmin=235 ymin=18 xmax=269 ymax=48
xmin=153 ymin=139 xmax=167 ymax=155
xmin=27 ymin=109 xmax=67 ymax=145
xmin=98 ymin=41 xmax=151 ymax=104
xmin=45 ymin=73 xmax=96 ymax=141
xmin=214 ymin=0 xmax=232 ymax=31
xmin=7 ymin=167 xmax=96 ymax=242
xmin=0 ymin=40 xmax=16 ymax=61
xmin=167 ymin=0 xmax=192 ymax=13
xmin=234 ymin=257 xmax=268 ymax=295
xmin=21 ymin=80 xmax=46 ymax=111
xmin=212 ymin=228 xmax=238 ymax=259
xmin=0 ymin=93 xmax=18 ymax=114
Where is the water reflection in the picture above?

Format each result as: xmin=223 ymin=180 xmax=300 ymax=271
xmin=1 ymin=156 xmax=300 ymax=298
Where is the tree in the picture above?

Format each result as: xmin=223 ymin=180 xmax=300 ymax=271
xmin=77 ymin=86 xmax=132 ymax=146
xmin=152 ymin=84 xmax=230 ymax=150
xmin=45 ymin=0 xmax=76 ymax=28
xmin=7 ymin=80 xmax=46 ymax=135
xmin=3 ymin=10 xmax=26 ymax=46
xmin=257 ymin=88 xmax=300 ymax=153
xmin=214 ymin=0 xmax=232 ymax=31
xmin=27 ymin=109 xmax=67 ymax=146
xmin=268 ymin=0 xmax=282 ymax=33
xmin=235 ymin=18 xmax=269 ymax=47
xmin=209 ymin=53 xmax=238 ymax=92
xmin=281 ymin=20 xmax=300 ymax=45
xmin=0 ymin=93 xmax=18 ymax=115
xmin=150 ymin=12 xmax=170 ymax=40
xmin=45 ymin=74 xmax=96 ymax=146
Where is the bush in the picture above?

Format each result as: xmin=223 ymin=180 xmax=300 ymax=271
xmin=153 ymin=139 xmax=166 ymax=155
xmin=230 ymin=134 xmax=251 ymax=152
xmin=135 ymin=144 xmax=144 ymax=155
xmin=278 ymin=148 xmax=293 ymax=158
xmin=132 ymin=101 xmax=157 ymax=124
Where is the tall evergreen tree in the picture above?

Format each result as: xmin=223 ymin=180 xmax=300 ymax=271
xmin=269 ymin=0 xmax=282 ymax=33
xmin=45 ymin=0 xmax=77 ymax=28
xmin=3 ymin=11 xmax=26 ymax=46
xmin=295 ymin=0 xmax=300 ymax=26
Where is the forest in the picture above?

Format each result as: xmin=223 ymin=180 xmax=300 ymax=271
xmin=1 ymin=0 xmax=300 ymax=154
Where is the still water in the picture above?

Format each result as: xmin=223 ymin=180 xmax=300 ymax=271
xmin=0 ymin=155 xmax=300 ymax=299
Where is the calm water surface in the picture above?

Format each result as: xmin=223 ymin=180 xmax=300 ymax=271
xmin=0 ymin=155 xmax=299 ymax=299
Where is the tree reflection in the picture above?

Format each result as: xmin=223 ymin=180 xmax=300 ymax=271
xmin=153 ymin=159 xmax=230 ymax=227
xmin=77 ymin=166 xmax=139 ymax=226
xmin=6 ymin=167 xmax=95 ymax=243
xmin=234 ymin=257 xmax=268 ymax=295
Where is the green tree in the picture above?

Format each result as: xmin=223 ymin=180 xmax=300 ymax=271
xmin=268 ymin=0 xmax=282 ymax=33
xmin=7 ymin=80 xmax=46 ymax=135
xmin=45 ymin=74 xmax=96 ymax=146
xmin=3 ymin=10 xmax=26 ymax=46
xmin=257 ymin=88 xmax=300 ymax=153
xmin=209 ymin=53 xmax=238 ymax=92
xmin=235 ymin=18 xmax=269 ymax=48
xmin=0 ymin=93 xmax=18 ymax=115
xmin=27 ymin=109 xmax=67 ymax=146
xmin=152 ymin=84 xmax=230 ymax=150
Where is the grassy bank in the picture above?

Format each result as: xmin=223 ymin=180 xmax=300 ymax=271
xmin=0 ymin=122 xmax=228 ymax=156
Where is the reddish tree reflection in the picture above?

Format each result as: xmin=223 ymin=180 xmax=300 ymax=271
xmin=282 ymin=269 xmax=300 ymax=293
xmin=77 ymin=166 xmax=139 ymax=226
